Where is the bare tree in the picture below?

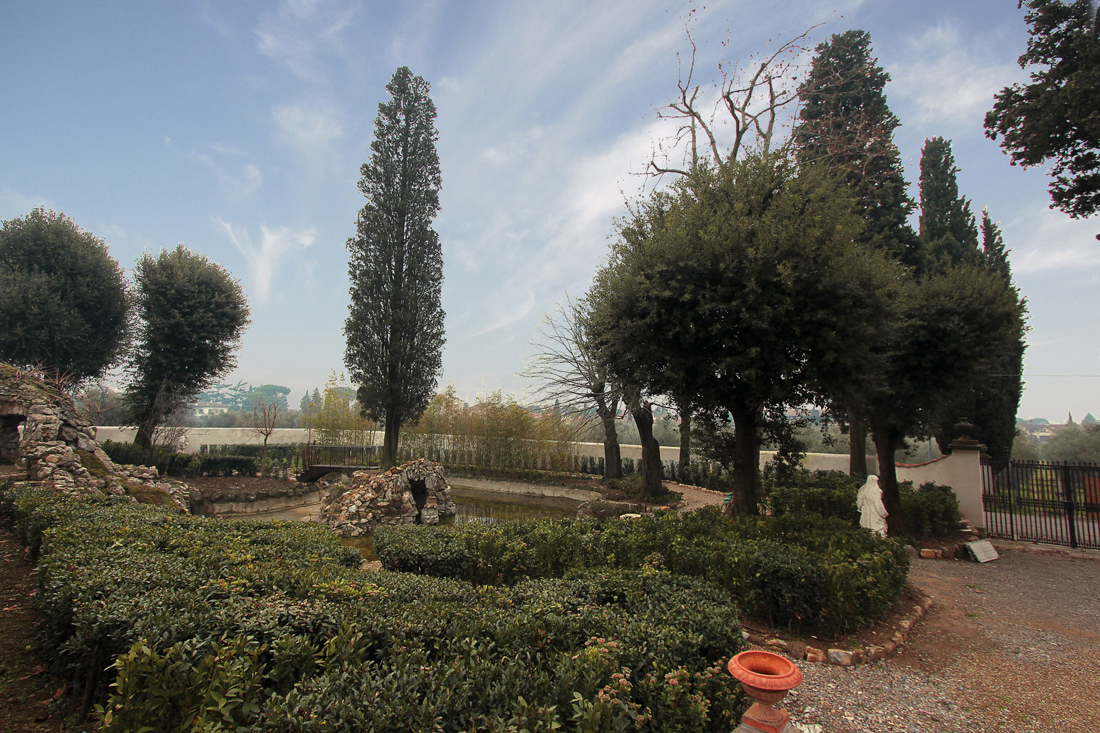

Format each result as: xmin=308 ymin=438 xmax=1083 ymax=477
xmin=649 ymin=25 xmax=822 ymax=177
xmin=248 ymin=399 xmax=281 ymax=469
xmin=524 ymin=295 xmax=623 ymax=480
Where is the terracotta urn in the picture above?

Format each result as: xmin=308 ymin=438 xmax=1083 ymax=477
xmin=727 ymin=650 xmax=803 ymax=733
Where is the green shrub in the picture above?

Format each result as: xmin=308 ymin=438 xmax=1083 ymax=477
xmin=900 ymin=481 xmax=962 ymax=538
xmin=376 ymin=506 xmax=909 ymax=635
xmin=2 ymin=486 xmax=745 ymax=731
xmin=767 ymin=470 xmax=860 ymax=523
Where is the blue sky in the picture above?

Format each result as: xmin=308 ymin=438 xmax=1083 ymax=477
xmin=2 ymin=0 xmax=1097 ymax=422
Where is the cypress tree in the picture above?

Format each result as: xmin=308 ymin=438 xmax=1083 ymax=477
xmin=918 ymin=136 xmax=980 ymax=268
xmin=345 ymin=67 xmax=446 ymax=469
xmin=794 ymin=29 xmax=919 ymax=266
xmin=794 ymin=29 xmax=919 ymax=478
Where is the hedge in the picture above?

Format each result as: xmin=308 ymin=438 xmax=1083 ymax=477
xmin=768 ymin=470 xmax=962 ymax=538
xmin=0 ymin=484 xmax=747 ymax=731
xmin=376 ymin=506 xmax=911 ymax=635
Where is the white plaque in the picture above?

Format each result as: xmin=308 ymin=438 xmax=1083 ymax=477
xmin=966 ymin=540 xmax=999 ymax=563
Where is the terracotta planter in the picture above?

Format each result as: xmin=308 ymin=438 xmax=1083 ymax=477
xmin=728 ymin=650 xmax=803 ymax=733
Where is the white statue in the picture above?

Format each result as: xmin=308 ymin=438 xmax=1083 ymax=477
xmin=856 ymin=475 xmax=888 ymax=536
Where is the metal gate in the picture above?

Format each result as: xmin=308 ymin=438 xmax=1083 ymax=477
xmin=981 ymin=458 xmax=1100 ymax=550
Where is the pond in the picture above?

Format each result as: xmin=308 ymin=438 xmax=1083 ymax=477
xmin=229 ymin=483 xmax=587 ymax=562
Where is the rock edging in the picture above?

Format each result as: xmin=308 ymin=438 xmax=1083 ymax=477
xmin=744 ymin=594 xmax=934 ymax=667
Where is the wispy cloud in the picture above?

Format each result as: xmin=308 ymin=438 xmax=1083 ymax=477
xmin=197 ymin=146 xmax=263 ymax=203
xmin=1007 ymin=205 xmax=1100 ymax=274
xmin=254 ymin=0 xmax=358 ymax=83
xmin=888 ymin=22 xmax=1020 ymax=132
xmin=473 ymin=290 xmax=536 ymax=336
xmin=273 ymin=103 xmax=344 ymax=154
xmin=218 ymin=220 xmax=317 ymax=302
xmin=0 ymin=187 xmax=55 ymax=220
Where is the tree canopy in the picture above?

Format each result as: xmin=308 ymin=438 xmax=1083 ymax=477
xmin=591 ymin=152 xmax=896 ymax=513
xmin=986 ymin=0 xmax=1100 ymax=232
xmin=345 ymin=66 xmax=445 ymax=469
xmin=0 ymin=208 xmax=130 ymax=383
xmin=125 ymin=245 xmax=250 ymax=450
xmin=794 ymin=29 xmax=918 ymax=265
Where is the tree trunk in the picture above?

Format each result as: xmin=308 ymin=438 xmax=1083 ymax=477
xmin=381 ymin=412 xmax=401 ymax=469
xmin=629 ymin=402 xmax=664 ymax=498
xmin=870 ymin=422 xmax=904 ymax=535
xmin=595 ymin=393 xmax=623 ymax=481
xmin=725 ymin=404 xmax=763 ymax=516
xmin=678 ymin=410 xmax=692 ymax=479
xmin=134 ymin=425 xmax=154 ymax=451
xmin=849 ymin=415 xmax=868 ymax=479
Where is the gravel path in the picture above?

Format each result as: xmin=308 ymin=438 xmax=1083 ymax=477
xmin=783 ymin=545 xmax=1100 ymax=733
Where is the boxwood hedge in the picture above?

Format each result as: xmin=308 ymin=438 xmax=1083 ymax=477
xmin=0 ymin=485 xmax=747 ymax=732
xmin=375 ymin=506 xmax=911 ymax=635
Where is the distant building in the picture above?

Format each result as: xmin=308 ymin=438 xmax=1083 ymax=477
xmin=192 ymin=400 xmax=231 ymax=417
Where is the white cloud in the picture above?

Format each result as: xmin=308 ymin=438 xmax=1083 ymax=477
xmin=198 ymin=149 xmax=263 ymax=203
xmin=473 ymin=290 xmax=536 ymax=336
xmin=273 ymin=103 xmax=344 ymax=154
xmin=888 ymin=22 xmax=1020 ymax=132
xmin=1006 ymin=205 xmax=1100 ymax=274
xmin=218 ymin=221 xmax=317 ymax=302
xmin=254 ymin=0 xmax=358 ymax=83
xmin=0 ymin=187 xmax=55 ymax=220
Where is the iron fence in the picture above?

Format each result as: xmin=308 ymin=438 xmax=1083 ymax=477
xmin=982 ymin=458 xmax=1100 ymax=549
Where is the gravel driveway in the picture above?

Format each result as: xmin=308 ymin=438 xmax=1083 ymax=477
xmin=784 ymin=545 xmax=1100 ymax=733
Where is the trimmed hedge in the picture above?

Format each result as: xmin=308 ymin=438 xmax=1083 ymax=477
xmin=0 ymin=485 xmax=747 ymax=731
xmin=767 ymin=470 xmax=963 ymax=539
xmin=376 ymin=506 xmax=910 ymax=635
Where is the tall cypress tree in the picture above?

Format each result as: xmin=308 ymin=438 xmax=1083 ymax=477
xmin=345 ymin=67 xmax=446 ymax=468
xmin=794 ymin=29 xmax=919 ymax=478
xmin=918 ymin=137 xmax=980 ymax=268
xmin=794 ymin=29 xmax=919 ymax=266
xmin=918 ymin=137 xmax=1028 ymax=463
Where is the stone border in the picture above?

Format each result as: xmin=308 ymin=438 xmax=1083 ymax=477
xmin=744 ymin=594 xmax=934 ymax=667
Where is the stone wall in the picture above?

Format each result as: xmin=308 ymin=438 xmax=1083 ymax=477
xmin=320 ymin=459 xmax=456 ymax=537
xmin=0 ymin=364 xmax=188 ymax=509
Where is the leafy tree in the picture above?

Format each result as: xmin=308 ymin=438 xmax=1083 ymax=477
xmin=918 ymin=137 xmax=980 ymax=267
xmin=1043 ymin=421 xmax=1100 ymax=463
xmin=525 ymin=295 xmax=623 ymax=480
xmin=301 ymin=371 xmax=373 ymax=445
xmin=590 ymin=152 xmax=895 ymax=512
xmin=793 ymin=30 xmax=920 ymax=477
xmin=345 ymin=66 xmax=445 ymax=469
xmin=0 ymin=208 xmax=130 ymax=383
xmin=986 ymin=0 xmax=1100 ymax=233
xmin=125 ymin=245 xmax=250 ymax=450
xmin=847 ymin=265 xmax=1026 ymax=533
xmin=243 ymin=384 xmax=290 ymax=412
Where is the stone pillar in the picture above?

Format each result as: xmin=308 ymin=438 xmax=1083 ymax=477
xmin=947 ymin=419 xmax=985 ymax=531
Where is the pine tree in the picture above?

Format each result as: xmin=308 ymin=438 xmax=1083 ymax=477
xmin=345 ymin=67 xmax=445 ymax=469
xmin=918 ymin=137 xmax=980 ymax=268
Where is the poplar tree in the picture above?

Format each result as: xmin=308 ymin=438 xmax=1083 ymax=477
xmin=345 ymin=67 xmax=445 ymax=469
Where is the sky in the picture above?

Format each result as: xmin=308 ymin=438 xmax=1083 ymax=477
xmin=1 ymin=0 xmax=1098 ymax=422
